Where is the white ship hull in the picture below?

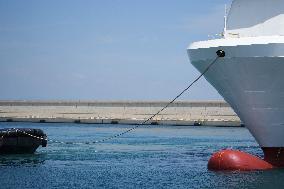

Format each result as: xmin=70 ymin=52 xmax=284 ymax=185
xmin=190 ymin=0 xmax=284 ymax=169
xmin=188 ymin=36 xmax=284 ymax=147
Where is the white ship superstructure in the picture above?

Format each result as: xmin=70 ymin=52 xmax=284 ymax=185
xmin=188 ymin=0 xmax=284 ymax=153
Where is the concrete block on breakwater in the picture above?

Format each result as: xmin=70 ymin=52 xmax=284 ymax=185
xmin=0 ymin=100 xmax=242 ymax=127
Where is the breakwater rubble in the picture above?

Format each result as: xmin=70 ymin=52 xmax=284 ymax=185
xmin=0 ymin=100 xmax=241 ymax=127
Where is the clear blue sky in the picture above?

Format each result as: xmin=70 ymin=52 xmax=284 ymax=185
xmin=0 ymin=0 xmax=231 ymax=100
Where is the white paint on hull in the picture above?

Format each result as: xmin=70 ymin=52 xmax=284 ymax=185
xmin=188 ymin=40 xmax=284 ymax=147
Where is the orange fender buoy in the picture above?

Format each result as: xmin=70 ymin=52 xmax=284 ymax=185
xmin=208 ymin=149 xmax=274 ymax=171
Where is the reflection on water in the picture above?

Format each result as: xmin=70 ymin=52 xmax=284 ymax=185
xmin=0 ymin=122 xmax=283 ymax=189
xmin=0 ymin=154 xmax=46 ymax=167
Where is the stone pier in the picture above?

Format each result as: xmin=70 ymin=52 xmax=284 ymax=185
xmin=0 ymin=101 xmax=242 ymax=127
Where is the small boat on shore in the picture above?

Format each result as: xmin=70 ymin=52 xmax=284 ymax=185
xmin=0 ymin=128 xmax=47 ymax=154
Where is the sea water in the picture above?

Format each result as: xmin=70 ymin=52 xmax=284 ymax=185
xmin=0 ymin=122 xmax=283 ymax=189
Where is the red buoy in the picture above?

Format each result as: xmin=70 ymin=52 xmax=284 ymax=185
xmin=208 ymin=149 xmax=274 ymax=171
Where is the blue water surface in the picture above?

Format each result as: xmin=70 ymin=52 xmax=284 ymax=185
xmin=0 ymin=122 xmax=283 ymax=189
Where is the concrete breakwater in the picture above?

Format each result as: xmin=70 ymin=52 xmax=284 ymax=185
xmin=0 ymin=100 xmax=242 ymax=127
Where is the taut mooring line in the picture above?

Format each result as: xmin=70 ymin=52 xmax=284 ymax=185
xmin=20 ymin=50 xmax=225 ymax=145
xmin=95 ymin=50 xmax=225 ymax=143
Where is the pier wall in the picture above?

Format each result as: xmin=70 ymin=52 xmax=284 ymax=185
xmin=0 ymin=101 xmax=241 ymax=127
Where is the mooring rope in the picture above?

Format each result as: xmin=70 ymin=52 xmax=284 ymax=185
xmin=17 ymin=50 xmax=225 ymax=145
